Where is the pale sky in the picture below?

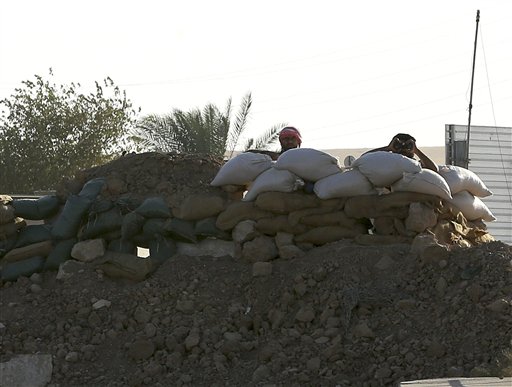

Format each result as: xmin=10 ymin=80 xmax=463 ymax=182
xmin=1 ymin=0 xmax=510 ymax=150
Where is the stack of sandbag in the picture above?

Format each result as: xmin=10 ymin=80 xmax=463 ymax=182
xmin=211 ymin=149 xmax=343 ymax=201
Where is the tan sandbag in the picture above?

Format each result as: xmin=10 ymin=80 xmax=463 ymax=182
xmin=299 ymin=211 xmax=359 ymax=229
xmin=1 ymin=240 xmax=54 ymax=264
xmin=97 ymin=251 xmax=154 ymax=282
xmin=0 ymin=217 xmax=26 ymax=239
xmin=288 ymin=207 xmax=335 ymax=226
xmin=215 ymin=201 xmax=272 ymax=231
xmin=0 ymin=204 xmax=15 ymax=225
xmin=344 ymin=192 xmax=440 ymax=219
xmin=354 ymin=234 xmax=411 ymax=245
xmin=256 ymin=216 xmax=309 ymax=236
xmin=255 ymin=192 xmax=320 ymax=214
xmin=175 ymin=194 xmax=226 ymax=221
xmin=295 ymin=225 xmax=367 ymax=245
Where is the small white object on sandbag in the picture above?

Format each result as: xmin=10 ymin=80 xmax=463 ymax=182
xmin=391 ymin=169 xmax=452 ymax=200
xmin=273 ymin=148 xmax=342 ymax=182
xmin=449 ymin=190 xmax=496 ymax=221
xmin=210 ymin=153 xmax=273 ymax=186
xmin=438 ymin=164 xmax=493 ymax=197
xmin=313 ymin=169 xmax=376 ymax=199
xmin=352 ymin=151 xmax=421 ymax=187
xmin=243 ymin=167 xmax=304 ymax=202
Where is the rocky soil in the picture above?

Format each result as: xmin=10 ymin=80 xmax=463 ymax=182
xmin=1 ymin=239 xmax=511 ymax=386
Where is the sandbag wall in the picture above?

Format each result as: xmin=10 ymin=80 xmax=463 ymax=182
xmin=0 ymin=176 xmax=495 ymax=283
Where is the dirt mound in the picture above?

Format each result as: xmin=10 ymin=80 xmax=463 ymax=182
xmin=1 ymin=240 xmax=511 ymax=386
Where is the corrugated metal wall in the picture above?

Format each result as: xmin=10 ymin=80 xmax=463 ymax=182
xmin=446 ymin=124 xmax=512 ymax=245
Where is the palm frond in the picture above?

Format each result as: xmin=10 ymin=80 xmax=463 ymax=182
xmin=226 ymin=92 xmax=252 ymax=158
xmin=243 ymin=122 xmax=287 ymax=151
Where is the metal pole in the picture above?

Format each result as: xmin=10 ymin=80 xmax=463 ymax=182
xmin=466 ymin=10 xmax=480 ymax=167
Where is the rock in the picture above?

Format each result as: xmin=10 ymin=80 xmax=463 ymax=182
xmin=128 ymin=340 xmax=155 ymax=360
xmin=242 ymin=236 xmax=278 ymax=262
xmin=0 ymin=354 xmax=53 ymax=387
xmin=252 ymin=262 xmax=272 ymax=277
xmin=232 ymin=220 xmax=258 ymax=243
xmin=71 ymin=239 xmax=106 ymax=262
xmin=176 ymin=239 xmax=235 ymax=258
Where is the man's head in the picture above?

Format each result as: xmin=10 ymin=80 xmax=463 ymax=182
xmin=391 ymin=133 xmax=416 ymax=158
xmin=279 ymin=126 xmax=302 ymax=152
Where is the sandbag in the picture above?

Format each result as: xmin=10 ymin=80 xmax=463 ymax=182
xmin=97 ymin=251 xmax=153 ymax=282
xmin=89 ymin=198 xmax=114 ymax=215
xmin=149 ymin=235 xmax=177 ymax=264
xmin=254 ymin=192 xmax=321 ymax=214
xmin=135 ymin=197 xmax=171 ymax=218
xmin=15 ymin=224 xmax=52 ymax=248
xmin=11 ymin=199 xmax=40 ymax=220
xmin=211 ymin=152 xmax=273 ymax=186
xmin=0 ymin=217 xmax=26 ymax=239
xmin=36 ymin=195 xmax=60 ymax=219
xmin=216 ymin=202 xmax=272 ymax=231
xmin=176 ymin=194 xmax=226 ymax=220
xmin=51 ymin=195 xmax=93 ymax=240
xmin=163 ymin=218 xmax=197 ymax=243
xmin=273 ymin=148 xmax=341 ymax=182
xmin=314 ymin=169 xmax=376 ymax=199
xmin=299 ymin=211 xmax=359 ymax=229
xmin=295 ymin=225 xmax=367 ymax=245
xmin=0 ymin=195 xmax=12 ymax=205
xmin=352 ymin=151 xmax=421 ymax=187
xmin=2 ymin=240 xmax=54 ymax=264
xmin=438 ymin=165 xmax=493 ymax=197
xmin=44 ymin=238 xmax=77 ymax=270
xmin=448 ymin=191 xmax=496 ymax=222
xmin=107 ymin=238 xmax=137 ymax=254
xmin=243 ymin=168 xmax=304 ymax=201
xmin=121 ymin=212 xmax=146 ymax=240
xmin=80 ymin=207 xmax=124 ymax=240
xmin=79 ymin=177 xmax=106 ymax=201
xmin=0 ymin=235 xmax=17 ymax=258
xmin=391 ymin=169 xmax=452 ymax=200
xmin=194 ymin=217 xmax=232 ymax=240
xmin=142 ymin=218 xmax=166 ymax=238
xmin=256 ymin=216 xmax=309 ymax=236
xmin=1 ymin=256 xmax=46 ymax=282
xmin=0 ymin=204 xmax=15 ymax=225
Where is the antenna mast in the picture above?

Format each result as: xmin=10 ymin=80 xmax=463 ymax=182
xmin=466 ymin=9 xmax=480 ymax=167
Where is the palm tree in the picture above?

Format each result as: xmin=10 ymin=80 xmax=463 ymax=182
xmin=129 ymin=92 xmax=286 ymax=158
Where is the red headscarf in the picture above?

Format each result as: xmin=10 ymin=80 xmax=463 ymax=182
xmin=279 ymin=127 xmax=302 ymax=146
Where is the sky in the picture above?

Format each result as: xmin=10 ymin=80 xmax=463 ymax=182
xmin=0 ymin=0 xmax=511 ymax=150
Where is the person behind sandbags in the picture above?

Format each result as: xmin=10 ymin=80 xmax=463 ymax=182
xmin=363 ymin=133 xmax=438 ymax=173
xmin=246 ymin=126 xmax=302 ymax=161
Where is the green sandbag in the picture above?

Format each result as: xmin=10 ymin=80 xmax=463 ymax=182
xmin=1 ymin=256 xmax=45 ymax=282
xmin=15 ymin=224 xmax=52 ymax=248
xmin=132 ymin=233 xmax=151 ymax=248
xmin=149 ymin=236 xmax=177 ymax=264
xmin=89 ymin=198 xmax=114 ymax=215
xmin=107 ymin=238 xmax=136 ymax=254
xmin=194 ymin=217 xmax=232 ymax=240
xmin=79 ymin=177 xmax=106 ymax=201
xmin=143 ymin=218 xmax=166 ymax=238
xmin=51 ymin=195 xmax=93 ymax=240
xmin=80 ymin=207 xmax=123 ymax=240
xmin=44 ymin=238 xmax=77 ymax=270
xmin=0 ymin=235 xmax=17 ymax=258
xmin=12 ymin=199 xmax=40 ymax=220
xmin=135 ymin=197 xmax=171 ymax=218
xmin=36 ymin=195 xmax=60 ymax=219
xmin=121 ymin=212 xmax=145 ymax=240
xmin=163 ymin=218 xmax=197 ymax=243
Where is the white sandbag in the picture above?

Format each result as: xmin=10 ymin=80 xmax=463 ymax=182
xmin=242 ymin=168 xmax=304 ymax=201
xmin=352 ymin=151 xmax=422 ymax=187
xmin=273 ymin=148 xmax=341 ymax=182
xmin=391 ymin=169 xmax=452 ymax=200
xmin=211 ymin=153 xmax=273 ymax=186
xmin=313 ymin=169 xmax=376 ymax=199
xmin=438 ymin=164 xmax=493 ymax=197
xmin=449 ymin=190 xmax=496 ymax=221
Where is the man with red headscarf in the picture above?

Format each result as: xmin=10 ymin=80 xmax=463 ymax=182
xmin=246 ymin=126 xmax=302 ymax=160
